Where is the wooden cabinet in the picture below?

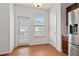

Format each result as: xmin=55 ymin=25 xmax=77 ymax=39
xmin=66 ymin=3 xmax=79 ymax=26
xmin=62 ymin=35 xmax=68 ymax=54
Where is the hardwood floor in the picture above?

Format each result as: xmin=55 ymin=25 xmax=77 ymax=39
xmin=10 ymin=44 xmax=67 ymax=56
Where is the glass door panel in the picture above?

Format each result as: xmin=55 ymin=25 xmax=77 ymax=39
xmin=16 ymin=16 xmax=33 ymax=45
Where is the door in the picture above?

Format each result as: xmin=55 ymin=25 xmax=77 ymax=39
xmin=69 ymin=44 xmax=79 ymax=56
xmin=68 ymin=8 xmax=79 ymax=45
xmin=68 ymin=7 xmax=79 ymax=56
xmin=16 ymin=16 xmax=33 ymax=46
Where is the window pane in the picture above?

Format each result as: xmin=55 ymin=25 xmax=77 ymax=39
xmin=34 ymin=26 xmax=45 ymax=36
xmin=35 ymin=26 xmax=44 ymax=32
xmin=20 ymin=26 xmax=27 ymax=32
xmin=34 ymin=14 xmax=45 ymax=24
xmin=35 ymin=26 xmax=40 ymax=31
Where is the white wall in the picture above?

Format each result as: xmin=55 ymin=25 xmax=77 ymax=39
xmin=0 ymin=3 xmax=10 ymax=54
xmin=0 ymin=3 xmax=15 ymax=54
xmin=56 ymin=4 xmax=62 ymax=52
xmin=10 ymin=3 xmax=14 ymax=53
xmin=49 ymin=3 xmax=62 ymax=52
xmin=14 ymin=4 xmax=49 ymax=46
xmin=49 ymin=3 xmax=72 ymax=52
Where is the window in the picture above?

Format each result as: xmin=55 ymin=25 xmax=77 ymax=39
xmin=17 ymin=16 xmax=29 ymax=41
xmin=34 ymin=14 xmax=45 ymax=25
xmin=20 ymin=26 xmax=27 ymax=32
xmin=34 ymin=13 xmax=45 ymax=36
xmin=35 ymin=26 xmax=45 ymax=32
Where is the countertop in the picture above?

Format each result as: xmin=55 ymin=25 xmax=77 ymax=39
xmin=62 ymin=35 xmax=68 ymax=41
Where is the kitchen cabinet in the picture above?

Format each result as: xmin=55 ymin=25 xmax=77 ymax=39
xmin=66 ymin=3 xmax=79 ymax=26
xmin=62 ymin=35 xmax=68 ymax=54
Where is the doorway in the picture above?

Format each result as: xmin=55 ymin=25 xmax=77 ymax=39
xmin=16 ymin=16 xmax=33 ymax=46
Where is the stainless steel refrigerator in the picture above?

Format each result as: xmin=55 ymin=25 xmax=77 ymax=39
xmin=68 ymin=8 xmax=79 ymax=56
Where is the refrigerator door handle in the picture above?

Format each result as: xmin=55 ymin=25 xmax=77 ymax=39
xmin=70 ymin=43 xmax=79 ymax=49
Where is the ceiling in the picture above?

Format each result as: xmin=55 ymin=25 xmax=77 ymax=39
xmin=15 ymin=3 xmax=57 ymax=10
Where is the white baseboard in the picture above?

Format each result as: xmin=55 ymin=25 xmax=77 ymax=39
xmin=56 ymin=47 xmax=62 ymax=52
xmin=10 ymin=47 xmax=14 ymax=53
xmin=29 ymin=42 xmax=49 ymax=46
xmin=49 ymin=41 xmax=56 ymax=47
xmin=49 ymin=41 xmax=62 ymax=52
xmin=0 ymin=50 xmax=10 ymax=55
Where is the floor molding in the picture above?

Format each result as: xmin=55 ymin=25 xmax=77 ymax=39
xmin=0 ymin=53 xmax=10 ymax=56
xmin=0 ymin=51 xmax=10 ymax=56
